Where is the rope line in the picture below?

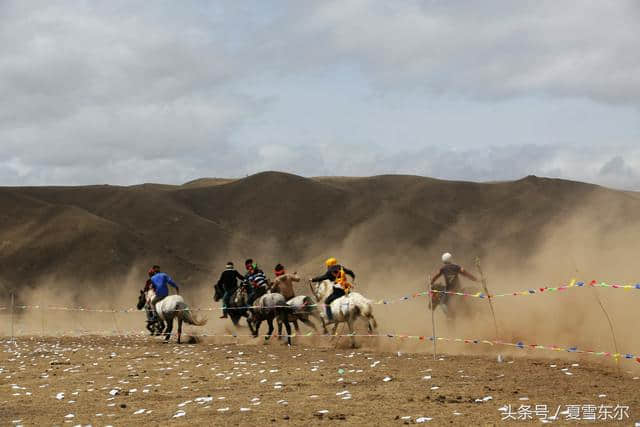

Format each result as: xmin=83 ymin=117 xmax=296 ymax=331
xmin=1 ymin=279 xmax=637 ymax=313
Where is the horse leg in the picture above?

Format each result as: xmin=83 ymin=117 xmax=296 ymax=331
xmin=313 ymin=311 xmax=328 ymax=334
xmin=177 ymin=317 xmax=183 ymax=344
xmin=164 ymin=318 xmax=174 ymax=342
xmin=246 ymin=317 xmax=255 ymax=335
xmin=151 ymin=321 xmax=159 ymax=335
xmin=347 ymin=319 xmax=358 ymax=349
xmin=277 ymin=317 xmax=283 ymax=340
xmin=331 ymin=323 xmax=339 ymax=335
xmin=253 ymin=319 xmax=262 ymax=338
xmin=265 ymin=317 xmax=274 ymax=341
xmin=293 ymin=318 xmax=300 ymax=333
xmin=300 ymin=318 xmax=317 ymax=331
xmin=284 ymin=318 xmax=292 ymax=346
xmin=231 ymin=312 xmax=239 ymax=326
xmin=366 ymin=314 xmax=378 ymax=333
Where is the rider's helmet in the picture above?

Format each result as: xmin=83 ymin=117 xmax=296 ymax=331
xmin=325 ymin=257 xmax=338 ymax=268
xmin=274 ymin=264 xmax=285 ymax=277
xmin=442 ymin=252 xmax=452 ymax=264
xmin=226 ymin=262 xmax=234 ymax=270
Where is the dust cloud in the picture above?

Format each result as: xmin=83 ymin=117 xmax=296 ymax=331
xmin=3 ymin=191 xmax=639 ymax=372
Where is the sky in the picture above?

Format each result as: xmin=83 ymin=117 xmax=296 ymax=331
xmin=1 ymin=1 xmax=639 ymax=189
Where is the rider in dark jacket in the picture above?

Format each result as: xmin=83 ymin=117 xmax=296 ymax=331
xmin=216 ymin=262 xmax=244 ymax=318
xmin=312 ymin=258 xmax=355 ymax=321
xmin=312 ymin=265 xmax=355 ymax=283
xmin=244 ymin=259 xmax=269 ymax=309
xmin=430 ymin=252 xmax=479 ymax=308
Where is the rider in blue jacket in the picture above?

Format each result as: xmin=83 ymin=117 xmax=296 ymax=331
xmin=150 ymin=270 xmax=180 ymax=317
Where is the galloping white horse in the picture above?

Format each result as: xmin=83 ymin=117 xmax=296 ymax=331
xmin=145 ymin=289 xmax=207 ymax=343
xmin=309 ymin=280 xmax=378 ymax=348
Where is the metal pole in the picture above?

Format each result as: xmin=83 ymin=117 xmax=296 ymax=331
xmin=111 ymin=307 xmax=121 ymax=335
xmin=572 ymin=258 xmax=620 ymax=375
xmin=10 ymin=292 xmax=15 ymax=343
xmin=475 ymin=257 xmax=499 ymax=339
xmin=592 ymin=288 xmax=621 ymax=376
xmin=427 ymin=275 xmax=436 ymax=360
xmin=41 ymin=301 xmax=45 ymax=337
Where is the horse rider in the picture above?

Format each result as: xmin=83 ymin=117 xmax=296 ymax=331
xmin=143 ymin=265 xmax=161 ymax=325
xmin=244 ymin=259 xmax=269 ymax=310
xmin=430 ymin=252 xmax=479 ymax=308
xmin=216 ymin=261 xmax=244 ymax=319
xmin=270 ymin=263 xmax=300 ymax=300
xmin=149 ymin=268 xmax=180 ymax=318
xmin=311 ymin=257 xmax=355 ymax=321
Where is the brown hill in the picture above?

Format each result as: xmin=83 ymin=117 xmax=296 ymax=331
xmin=1 ymin=172 xmax=639 ymax=301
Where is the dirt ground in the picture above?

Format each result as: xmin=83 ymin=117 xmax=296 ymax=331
xmin=1 ymin=335 xmax=639 ymax=426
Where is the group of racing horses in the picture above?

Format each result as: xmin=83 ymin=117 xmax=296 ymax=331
xmin=137 ymin=253 xmax=476 ymax=347
xmin=137 ymin=258 xmax=379 ymax=347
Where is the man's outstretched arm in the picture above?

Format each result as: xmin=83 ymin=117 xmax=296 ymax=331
xmin=430 ymin=270 xmax=442 ymax=285
xmin=460 ymin=268 xmax=479 ymax=282
xmin=168 ymin=277 xmax=180 ymax=293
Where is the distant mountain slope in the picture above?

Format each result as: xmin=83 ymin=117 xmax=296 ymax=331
xmin=0 ymin=172 xmax=638 ymax=297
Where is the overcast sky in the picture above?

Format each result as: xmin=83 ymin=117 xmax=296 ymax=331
xmin=1 ymin=1 xmax=639 ymax=189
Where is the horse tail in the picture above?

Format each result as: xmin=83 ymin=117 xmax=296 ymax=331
xmin=178 ymin=303 xmax=208 ymax=326
xmin=357 ymin=298 xmax=378 ymax=330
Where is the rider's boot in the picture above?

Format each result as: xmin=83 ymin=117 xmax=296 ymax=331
xmin=326 ymin=305 xmax=333 ymax=322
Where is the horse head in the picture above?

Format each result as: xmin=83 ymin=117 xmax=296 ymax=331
xmin=235 ymin=284 xmax=248 ymax=304
xmin=136 ymin=290 xmax=146 ymax=310
xmin=145 ymin=288 xmax=156 ymax=305
xmin=309 ymin=280 xmax=332 ymax=301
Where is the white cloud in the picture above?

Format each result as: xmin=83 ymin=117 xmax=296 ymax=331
xmin=279 ymin=1 xmax=640 ymax=104
xmin=0 ymin=1 xmax=638 ymax=187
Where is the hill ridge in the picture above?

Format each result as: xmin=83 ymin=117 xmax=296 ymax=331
xmin=0 ymin=173 xmax=638 ymax=297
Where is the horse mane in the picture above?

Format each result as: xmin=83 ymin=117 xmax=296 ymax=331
xmin=314 ymin=280 xmax=334 ymax=300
